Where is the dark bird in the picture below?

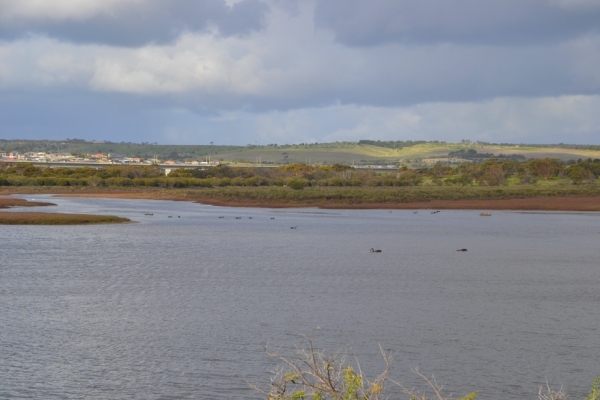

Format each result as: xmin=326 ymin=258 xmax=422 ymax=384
xmin=291 ymin=226 xmax=298 ymax=229
xmin=457 ymin=249 xmax=468 ymax=252
xmin=370 ymin=248 xmax=382 ymax=253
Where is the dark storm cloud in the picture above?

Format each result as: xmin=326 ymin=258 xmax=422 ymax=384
xmin=0 ymin=0 xmax=269 ymax=47
xmin=314 ymin=0 xmax=600 ymax=47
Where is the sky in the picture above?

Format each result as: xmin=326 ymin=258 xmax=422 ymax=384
xmin=1 ymin=0 xmax=599 ymax=145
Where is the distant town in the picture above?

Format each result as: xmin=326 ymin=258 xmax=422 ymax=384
xmin=0 ymin=151 xmax=220 ymax=166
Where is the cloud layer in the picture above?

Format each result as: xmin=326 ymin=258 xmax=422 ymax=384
xmin=0 ymin=0 xmax=599 ymax=144
xmin=314 ymin=0 xmax=600 ymax=47
xmin=0 ymin=0 xmax=268 ymax=46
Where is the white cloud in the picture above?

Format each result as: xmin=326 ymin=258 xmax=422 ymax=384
xmin=89 ymin=34 xmax=266 ymax=95
xmin=1 ymin=1 xmax=598 ymax=108
xmin=1 ymin=1 xmax=600 ymax=144
xmin=0 ymin=37 xmax=95 ymax=87
xmin=0 ymin=0 xmax=141 ymax=22
xmin=85 ymin=2 xmax=333 ymax=98
xmin=224 ymin=0 xmax=246 ymax=6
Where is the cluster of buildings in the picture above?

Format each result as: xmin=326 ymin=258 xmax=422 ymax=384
xmin=0 ymin=151 xmax=144 ymax=163
xmin=0 ymin=151 xmax=220 ymax=166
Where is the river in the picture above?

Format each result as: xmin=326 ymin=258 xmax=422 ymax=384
xmin=1 ymin=195 xmax=598 ymax=399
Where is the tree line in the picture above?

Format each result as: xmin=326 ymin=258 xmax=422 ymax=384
xmin=0 ymin=158 xmax=599 ymax=188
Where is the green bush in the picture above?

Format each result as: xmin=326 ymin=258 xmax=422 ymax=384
xmin=114 ymin=177 xmax=134 ymax=187
xmin=328 ymin=177 xmax=345 ymax=187
xmin=218 ymin=177 xmax=231 ymax=187
xmin=231 ymin=177 xmax=245 ymax=186
xmin=288 ymin=180 xmax=305 ymax=190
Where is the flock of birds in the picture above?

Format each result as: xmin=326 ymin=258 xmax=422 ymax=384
xmin=217 ymin=215 xmax=297 ymax=229
xmin=142 ymin=209 xmax=468 ymax=252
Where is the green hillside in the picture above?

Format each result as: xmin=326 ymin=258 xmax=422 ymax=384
xmin=2 ymin=139 xmax=600 ymax=165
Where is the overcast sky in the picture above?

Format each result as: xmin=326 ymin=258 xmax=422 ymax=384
xmin=1 ymin=0 xmax=599 ymax=144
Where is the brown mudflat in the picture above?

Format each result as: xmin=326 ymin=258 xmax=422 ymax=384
xmin=0 ymin=212 xmax=131 ymax=225
xmin=320 ymin=196 xmax=600 ymax=211
xmin=0 ymin=197 xmax=56 ymax=209
xmin=2 ymin=189 xmax=600 ymax=211
xmin=185 ymin=195 xmax=600 ymax=211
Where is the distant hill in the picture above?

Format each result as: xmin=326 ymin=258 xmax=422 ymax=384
xmin=1 ymin=139 xmax=600 ymax=165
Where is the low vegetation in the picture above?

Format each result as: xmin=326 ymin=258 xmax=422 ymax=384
xmin=2 ymin=158 xmax=600 ymax=188
xmin=0 ymin=212 xmax=130 ymax=225
xmin=1 ymin=158 xmax=600 ymax=208
xmin=0 ymin=196 xmax=55 ymax=208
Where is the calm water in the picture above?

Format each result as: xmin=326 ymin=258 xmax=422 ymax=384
xmin=1 ymin=195 xmax=599 ymax=399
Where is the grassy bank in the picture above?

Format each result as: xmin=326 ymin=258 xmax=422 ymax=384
xmin=0 ymin=212 xmax=131 ymax=225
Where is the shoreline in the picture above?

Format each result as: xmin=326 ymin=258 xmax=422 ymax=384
xmin=0 ymin=211 xmax=131 ymax=225
xmin=4 ymin=189 xmax=600 ymax=211
xmin=0 ymin=196 xmax=56 ymax=209
xmin=0 ymin=195 xmax=130 ymax=224
xmin=190 ymin=196 xmax=600 ymax=211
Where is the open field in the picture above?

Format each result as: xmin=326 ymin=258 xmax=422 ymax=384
xmin=209 ymin=143 xmax=600 ymax=164
xmin=0 ymin=212 xmax=131 ymax=225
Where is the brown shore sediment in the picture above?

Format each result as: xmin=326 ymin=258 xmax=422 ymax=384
xmin=0 ymin=194 xmax=128 ymax=224
xmin=191 ymin=196 xmax=600 ymax=211
xmin=0 ymin=197 xmax=56 ymax=208
xmin=0 ymin=212 xmax=131 ymax=225
xmin=2 ymin=188 xmax=600 ymax=211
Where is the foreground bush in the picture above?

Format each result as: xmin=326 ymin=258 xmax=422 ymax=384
xmin=253 ymin=338 xmax=600 ymax=400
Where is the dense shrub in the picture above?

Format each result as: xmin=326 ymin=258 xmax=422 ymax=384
xmin=288 ymin=180 xmax=306 ymax=190
xmin=231 ymin=177 xmax=245 ymax=186
xmin=218 ymin=177 xmax=231 ymax=187
xmin=1 ymin=159 xmax=599 ymax=191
